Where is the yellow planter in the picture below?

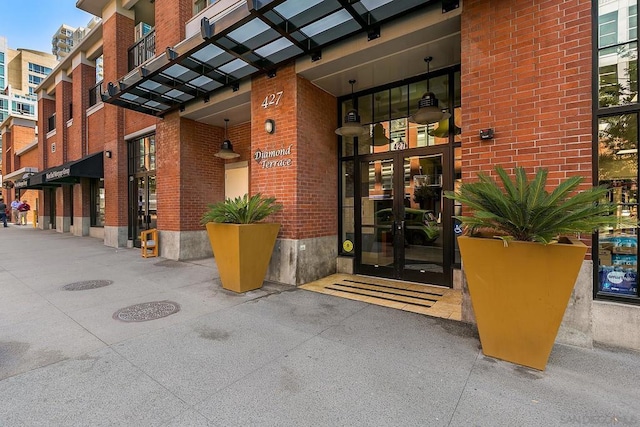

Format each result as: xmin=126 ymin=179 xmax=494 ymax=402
xmin=206 ymin=222 xmax=280 ymax=293
xmin=458 ymin=236 xmax=587 ymax=370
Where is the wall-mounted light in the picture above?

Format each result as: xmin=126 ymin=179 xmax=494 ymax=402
xmin=105 ymin=150 xmax=112 ymax=158
xmin=265 ymin=119 xmax=275 ymax=134
xmin=215 ymin=119 xmax=240 ymax=159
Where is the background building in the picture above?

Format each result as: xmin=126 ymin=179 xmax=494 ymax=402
xmin=0 ymin=35 xmax=57 ymax=219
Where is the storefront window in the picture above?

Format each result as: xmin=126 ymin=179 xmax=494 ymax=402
xmin=91 ymin=178 xmax=105 ymax=227
xmin=596 ymin=1 xmax=640 ymax=302
xmin=598 ymin=115 xmax=639 ymax=297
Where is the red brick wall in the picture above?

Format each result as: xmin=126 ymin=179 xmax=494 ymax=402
xmin=125 ymin=111 xmax=157 ymax=136
xmin=39 ymin=98 xmax=56 ymax=169
xmin=250 ymin=63 xmax=337 ymax=240
xmin=154 ymin=0 xmax=191 ymax=53
xmin=461 ymin=0 xmax=592 ymax=189
xmin=20 ymin=148 xmax=39 ymax=171
xmin=69 ymin=63 xmax=96 ymax=160
xmin=87 ymin=109 xmax=105 ymax=154
xmin=156 ymin=113 xmax=226 ymax=231
xmin=103 ymin=12 xmax=135 ymax=228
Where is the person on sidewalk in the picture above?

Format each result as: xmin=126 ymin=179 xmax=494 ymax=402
xmin=0 ymin=199 xmax=8 ymax=227
xmin=11 ymin=198 xmax=20 ymax=225
xmin=18 ymin=200 xmax=30 ymax=225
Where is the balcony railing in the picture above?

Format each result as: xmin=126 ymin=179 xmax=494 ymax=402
xmin=89 ymin=81 xmax=103 ymax=107
xmin=128 ymin=29 xmax=155 ymax=71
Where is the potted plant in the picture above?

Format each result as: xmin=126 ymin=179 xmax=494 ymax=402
xmin=444 ymin=166 xmax=621 ymax=370
xmin=201 ymin=193 xmax=282 ymax=293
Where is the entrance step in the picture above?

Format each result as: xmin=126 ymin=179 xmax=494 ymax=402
xmin=301 ymin=273 xmax=462 ymax=320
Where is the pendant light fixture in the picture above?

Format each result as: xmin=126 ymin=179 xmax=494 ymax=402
xmin=335 ymin=80 xmax=366 ymax=137
xmin=214 ymin=119 xmax=240 ymax=159
xmin=409 ymin=57 xmax=451 ymax=125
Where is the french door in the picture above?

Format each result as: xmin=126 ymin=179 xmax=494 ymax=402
xmin=355 ymin=148 xmax=452 ymax=286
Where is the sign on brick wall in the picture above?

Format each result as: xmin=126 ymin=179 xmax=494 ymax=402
xmin=254 ymin=144 xmax=293 ymax=168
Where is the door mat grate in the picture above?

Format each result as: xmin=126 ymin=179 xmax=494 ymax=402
xmin=326 ymin=278 xmax=442 ymax=308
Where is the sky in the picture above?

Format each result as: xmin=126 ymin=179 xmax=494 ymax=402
xmin=1 ymin=0 xmax=95 ymax=53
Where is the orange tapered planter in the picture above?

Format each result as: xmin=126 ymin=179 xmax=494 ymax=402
xmin=458 ymin=236 xmax=587 ymax=371
xmin=206 ymin=222 xmax=280 ymax=293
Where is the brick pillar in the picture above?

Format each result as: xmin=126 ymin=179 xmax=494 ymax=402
xmin=461 ymin=0 xmax=592 ymax=187
xmin=102 ymin=10 xmax=135 ymax=246
xmin=69 ymin=62 xmax=95 ymax=160
xmin=154 ymin=0 xmax=191 ymax=52
xmin=251 ymin=63 xmax=338 ymax=285
xmin=156 ymin=112 xmax=226 ymax=259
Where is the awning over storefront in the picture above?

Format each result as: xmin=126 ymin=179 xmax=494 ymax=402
xmin=22 ymin=152 xmax=104 ymax=189
xmin=102 ymin=0 xmax=439 ymax=116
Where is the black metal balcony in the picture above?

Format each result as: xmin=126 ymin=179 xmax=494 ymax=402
xmin=128 ymin=29 xmax=155 ymax=71
xmin=89 ymin=81 xmax=103 ymax=107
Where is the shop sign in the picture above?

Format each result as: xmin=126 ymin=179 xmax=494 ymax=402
xmin=46 ymin=167 xmax=71 ymax=180
xmin=254 ymin=144 xmax=293 ymax=169
xmin=14 ymin=180 xmax=28 ymax=189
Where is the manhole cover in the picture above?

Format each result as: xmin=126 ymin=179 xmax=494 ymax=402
xmin=63 ymin=280 xmax=113 ymax=291
xmin=154 ymin=260 xmax=188 ymax=268
xmin=113 ymin=301 xmax=180 ymax=322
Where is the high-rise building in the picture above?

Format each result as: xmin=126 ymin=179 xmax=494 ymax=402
xmin=51 ymin=17 xmax=101 ymax=61
xmin=0 ymin=36 xmax=57 ymax=123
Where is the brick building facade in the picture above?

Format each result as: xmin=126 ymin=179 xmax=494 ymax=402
xmin=1 ymin=0 xmax=636 ymax=352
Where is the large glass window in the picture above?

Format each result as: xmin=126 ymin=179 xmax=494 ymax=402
xmin=91 ymin=178 xmax=105 ymax=227
xmin=596 ymin=0 xmax=640 ymax=302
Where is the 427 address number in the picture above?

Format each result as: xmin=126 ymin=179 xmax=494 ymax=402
xmin=261 ymin=91 xmax=283 ymax=109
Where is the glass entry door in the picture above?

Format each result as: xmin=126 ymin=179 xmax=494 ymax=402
xmin=130 ymin=175 xmax=157 ymax=247
xmin=356 ymin=150 xmax=450 ymax=286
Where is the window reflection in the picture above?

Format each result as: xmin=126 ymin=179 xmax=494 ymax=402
xmin=597 ymin=114 xmax=639 ymax=296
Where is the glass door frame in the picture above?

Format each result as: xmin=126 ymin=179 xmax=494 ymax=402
xmin=354 ymin=145 xmax=453 ymax=286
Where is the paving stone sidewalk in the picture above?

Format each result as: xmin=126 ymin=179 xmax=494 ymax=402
xmin=1 ymin=227 xmax=639 ymax=426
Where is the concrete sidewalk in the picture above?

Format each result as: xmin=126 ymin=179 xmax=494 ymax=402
xmin=0 ymin=227 xmax=639 ymax=426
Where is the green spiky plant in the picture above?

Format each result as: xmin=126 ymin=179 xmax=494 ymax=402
xmin=444 ymin=166 xmax=621 ymax=244
xmin=201 ymin=193 xmax=282 ymax=225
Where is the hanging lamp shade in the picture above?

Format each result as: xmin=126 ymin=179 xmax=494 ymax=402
xmin=408 ymin=56 xmax=451 ymax=125
xmin=336 ymin=80 xmax=366 ymax=137
xmin=409 ymin=93 xmax=451 ymax=125
xmin=215 ymin=119 xmax=240 ymax=159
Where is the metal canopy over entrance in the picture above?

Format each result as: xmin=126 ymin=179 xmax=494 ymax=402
xmin=102 ymin=0 xmax=438 ymax=116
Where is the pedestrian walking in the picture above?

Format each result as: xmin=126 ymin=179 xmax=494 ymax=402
xmin=0 ymin=199 xmax=7 ymax=227
xmin=18 ymin=200 xmax=30 ymax=225
xmin=11 ymin=198 xmax=20 ymax=225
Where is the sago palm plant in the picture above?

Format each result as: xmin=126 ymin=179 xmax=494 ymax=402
xmin=444 ymin=166 xmax=621 ymax=244
xmin=201 ymin=193 xmax=282 ymax=225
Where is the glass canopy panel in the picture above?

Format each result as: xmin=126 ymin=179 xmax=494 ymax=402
xmin=299 ymin=9 xmax=352 ymax=38
xmin=162 ymin=64 xmax=199 ymax=82
xmin=218 ymin=58 xmax=255 ymax=76
xmin=274 ymin=0 xmax=341 ymax=28
xmin=354 ymin=0 xmax=424 ymax=21
xmin=143 ymin=100 xmax=168 ymax=110
xmin=189 ymin=75 xmax=214 ymax=87
xmin=120 ymin=93 xmax=148 ymax=104
xmin=255 ymin=38 xmax=303 ymax=63
xmin=139 ymin=80 xmax=171 ymax=94
xmin=163 ymin=89 xmax=194 ymax=102
xmin=190 ymin=44 xmax=234 ymax=68
xmin=227 ymin=19 xmax=279 ymax=50
xmin=228 ymin=63 xmax=259 ymax=79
